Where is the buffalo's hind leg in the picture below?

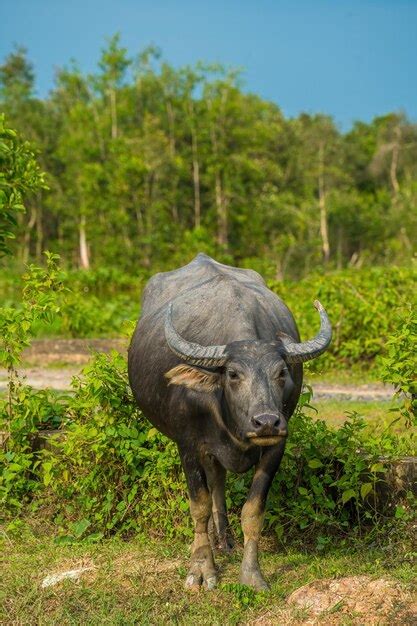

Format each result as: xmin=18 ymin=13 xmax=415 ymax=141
xmin=240 ymin=442 xmax=286 ymax=591
xmin=179 ymin=447 xmax=217 ymax=591
xmin=204 ymin=456 xmax=234 ymax=553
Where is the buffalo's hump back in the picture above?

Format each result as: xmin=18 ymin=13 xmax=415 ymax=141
xmin=139 ymin=254 xmax=298 ymax=344
xmin=141 ymin=253 xmax=265 ymax=316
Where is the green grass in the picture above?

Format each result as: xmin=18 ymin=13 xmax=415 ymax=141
xmin=306 ymin=366 xmax=382 ymax=385
xmin=1 ymin=525 xmax=415 ymax=625
xmin=309 ymin=399 xmax=394 ymax=428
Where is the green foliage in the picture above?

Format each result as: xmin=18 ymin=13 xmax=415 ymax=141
xmin=1 ymin=41 xmax=416 ymax=274
xmin=57 ymin=292 xmax=136 ymax=338
xmin=227 ymin=390 xmax=414 ymax=542
xmin=271 ymin=266 xmax=417 ymax=371
xmin=0 ymin=252 xmax=64 ymax=371
xmin=42 ymin=351 xmax=187 ymax=539
xmin=0 ymin=265 xmax=139 ymax=339
xmin=0 ymin=258 xmax=414 ymax=542
xmin=2 ymin=350 xmax=413 ymax=541
xmin=2 ymin=265 xmax=415 ymax=376
xmin=220 ymin=583 xmax=265 ymax=609
xmin=0 ymin=114 xmax=46 ymax=256
xmin=0 ymin=383 xmax=68 ymax=510
xmin=380 ymin=306 xmax=417 ymax=426
xmin=0 ymin=254 xmax=66 ymax=512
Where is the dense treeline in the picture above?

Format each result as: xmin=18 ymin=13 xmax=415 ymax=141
xmin=1 ymin=35 xmax=416 ymax=278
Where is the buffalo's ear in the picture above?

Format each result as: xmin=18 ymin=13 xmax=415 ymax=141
xmin=165 ymin=364 xmax=221 ymax=392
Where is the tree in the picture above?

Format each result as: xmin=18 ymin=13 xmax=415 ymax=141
xmin=0 ymin=37 xmax=415 ymax=276
xmin=0 ymin=115 xmax=47 ymax=257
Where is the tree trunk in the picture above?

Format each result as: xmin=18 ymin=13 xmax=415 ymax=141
xmin=215 ymin=170 xmax=228 ymax=248
xmin=336 ymin=225 xmax=343 ymax=269
xmin=318 ymin=142 xmax=330 ymax=264
xmin=22 ymin=206 xmax=37 ymax=263
xmin=142 ymin=173 xmax=155 ymax=269
xmin=188 ymin=101 xmax=201 ymax=229
xmin=390 ymin=127 xmax=401 ymax=197
xmin=165 ymin=99 xmax=179 ymax=222
xmin=110 ymin=89 xmax=118 ymax=139
xmin=79 ymin=215 xmax=90 ymax=269
xmin=35 ymin=206 xmax=43 ymax=261
xmin=191 ymin=130 xmax=201 ymax=229
xmin=210 ymin=119 xmax=228 ymax=248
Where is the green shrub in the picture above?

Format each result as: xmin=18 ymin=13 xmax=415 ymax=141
xmin=0 ymin=114 xmax=47 ymax=257
xmin=270 ymin=266 xmax=416 ymax=371
xmin=380 ymin=306 xmax=417 ymax=427
xmin=33 ymin=355 xmax=412 ymax=541
xmin=1 ymin=348 xmax=414 ymax=541
xmin=0 ymin=253 xmax=66 ymax=512
xmin=43 ymin=351 xmax=188 ymax=539
xmin=1 ymin=264 xmax=415 ymax=372
xmin=0 ymin=382 xmax=68 ymax=511
xmin=57 ymin=292 xmax=137 ymax=338
xmin=1 ymin=260 xmax=415 ymax=540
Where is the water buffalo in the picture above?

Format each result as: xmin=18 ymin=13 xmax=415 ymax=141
xmin=128 ymin=253 xmax=332 ymax=591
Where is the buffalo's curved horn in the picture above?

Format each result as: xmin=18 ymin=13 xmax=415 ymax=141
xmin=278 ymin=300 xmax=332 ymax=363
xmin=165 ymin=303 xmax=228 ymax=367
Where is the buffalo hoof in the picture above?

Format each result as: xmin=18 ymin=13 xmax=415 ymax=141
xmin=240 ymin=569 xmax=270 ymax=592
xmin=185 ymin=546 xmax=217 ymax=591
xmin=184 ymin=572 xmax=217 ymax=591
xmin=184 ymin=572 xmax=201 ymax=591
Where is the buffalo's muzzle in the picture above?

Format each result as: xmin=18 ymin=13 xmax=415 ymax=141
xmin=248 ymin=413 xmax=288 ymax=439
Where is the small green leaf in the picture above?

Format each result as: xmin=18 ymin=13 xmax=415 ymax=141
xmin=370 ymin=463 xmax=386 ymax=473
xmin=342 ymin=489 xmax=356 ymax=504
xmin=395 ymin=506 xmax=406 ymax=519
xmin=71 ymin=518 xmax=91 ymax=538
xmin=308 ymin=459 xmax=323 ymax=469
xmin=360 ymin=483 xmax=373 ymax=499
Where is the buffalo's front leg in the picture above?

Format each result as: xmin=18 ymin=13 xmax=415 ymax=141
xmin=204 ymin=455 xmax=234 ymax=553
xmin=180 ymin=448 xmax=217 ymax=590
xmin=240 ymin=442 xmax=285 ymax=591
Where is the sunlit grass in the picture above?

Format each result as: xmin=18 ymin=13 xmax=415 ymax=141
xmin=1 ymin=528 xmax=415 ymax=626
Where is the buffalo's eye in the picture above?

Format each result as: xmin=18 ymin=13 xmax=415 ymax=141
xmin=227 ymin=369 xmax=240 ymax=381
xmin=275 ymin=370 xmax=286 ymax=382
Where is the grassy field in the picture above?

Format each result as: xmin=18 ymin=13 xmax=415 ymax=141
xmin=1 ymin=526 xmax=416 ymax=625
xmin=307 ymin=398 xmax=395 ymax=427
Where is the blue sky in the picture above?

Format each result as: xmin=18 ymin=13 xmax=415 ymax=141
xmin=1 ymin=0 xmax=416 ymax=129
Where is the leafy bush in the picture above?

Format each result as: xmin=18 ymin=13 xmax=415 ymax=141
xmin=0 ymin=114 xmax=47 ymax=256
xmin=270 ymin=266 xmax=417 ymax=371
xmin=0 ymin=383 xmax=68 ymax=510
xmin=57 ymin=292 xmax=137 ymax=338
xmin=0 ymin=252 xmax=64 ymax=372
xmin=1 ymin=264 xmax=415 ymax=371
xmin=42 ymin=351 xmax=188 ymax=539
xmin=2 ymin=349 xmax=413 ymax=542
xmin=0 ymin=253 xmax=66 ymax=512
xmin=0 ymin=266 xmax=139 ymax=339
xmin=380 ymin=306 xmax=417 ymax=427
xmin=1 ymin=260 xmax=414 ymax=540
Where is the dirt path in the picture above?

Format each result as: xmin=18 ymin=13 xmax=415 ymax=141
xmin=308 ymin=382 xmax=394 ymax=401
xmin=0 ymin=368 xmax=395 ymax=399
xmin=0 ymin=339 xmax=395 ymax=400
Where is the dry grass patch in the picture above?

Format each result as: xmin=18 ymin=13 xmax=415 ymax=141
xmin=247 ymin=576 xmax=416 ymax=626
xmin=1 ymin=529 xmax=415 ymax=625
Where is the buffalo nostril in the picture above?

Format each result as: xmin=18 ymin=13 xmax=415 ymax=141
xmin=251 ymin=414 xmax=281 ymax=430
